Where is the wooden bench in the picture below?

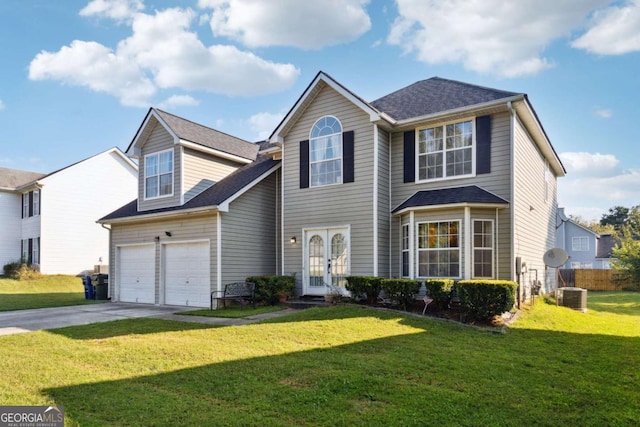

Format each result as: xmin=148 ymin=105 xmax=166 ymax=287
xmin=211 ymin=282 xmax=256 ymax=309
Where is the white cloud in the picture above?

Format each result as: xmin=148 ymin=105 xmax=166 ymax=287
xmin=157 ymin=95 xmax=200 ymax=110
xmin=248 ymin=111 xmax=285 ymax=140
xmin=559 ymin=152 xmax=619 ymax=176
xmin=199 ymin=0 xmax=371 ymax=49
xmin=559 ymin=168 xmax=640 ymax=221
xmin=79 ymin=0 xmax=144 ymax=22
xmin=594 ymin=108 xmax=612 ymax=118
xmin=28 ymin=7 xmax=299 ymax=106
xmin=29 ymin=40 xmax=156 ymax=106
xmin=388 ymin=0 xmax=605 ymax=77
xmin=572 ymin=0 xmax=640 ymax=55
xmin=0 ymin=100 xmax=5 ymax=110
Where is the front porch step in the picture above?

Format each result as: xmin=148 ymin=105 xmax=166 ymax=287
xmin=284 ymin=296 xmax=330 ymax=309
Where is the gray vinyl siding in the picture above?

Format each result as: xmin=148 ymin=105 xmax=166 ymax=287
xmin=138 ymin=123 xmax=182 ymax=211
xmin=109 ymin=214 xmax=217 ymax=303
xmin=513 ymin=116 xmax=558 ymax=292
xmin=182 ymin=148 xmax=242 ymax=203
xmin=389 ymin=112 xmax=513 ymax=280
xmin=282 ymin=84 xmax=375 ymax=291
xmin=221 ymin=172 xmax=278 ymax=283
xmin=377 ymin=127 xmax=391 ymax=277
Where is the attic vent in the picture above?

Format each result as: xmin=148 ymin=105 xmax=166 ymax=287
xmin=557 ymin=287 xmax=587 ymax=312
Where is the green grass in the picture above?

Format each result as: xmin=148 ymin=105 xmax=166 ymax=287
xmin=0 ymin=292 xmax=638 ymax=426
xmin=180 ymin=305 xmax=287 ymax=318
xmin=0 ymin=275 xmax=104 ymax=311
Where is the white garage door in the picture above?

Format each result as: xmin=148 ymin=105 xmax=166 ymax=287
xmin=164 ymin=241 xmax=210 ymax=307
xmin=118 ymin=245 xmax=155 ymax=304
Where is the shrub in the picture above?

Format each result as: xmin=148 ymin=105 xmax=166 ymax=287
xmin=345 ymin=276 xmax=382 ymax=304
xmin=3 ymin=261 xmax=40 ymax=280
xmin=246 ymin=275 xmax=296 ymax=305
xmin=457 ymin=280 xmax=517 ymax=320
xmin=381 ymin=278 xmax=421 ymax=311
xmin=424 ymin=279 xmax=455 ymax=309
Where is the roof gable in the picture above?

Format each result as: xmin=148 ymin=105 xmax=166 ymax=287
xmin=0 ymin=167 xmax=45 ymax=190
xmin=371 ymin=77 xmax=522 ymax=122
xmin=128 ymin=108 xmax=259 ymax=162
xmin=269 ymin=71 xmax=383 ymax=143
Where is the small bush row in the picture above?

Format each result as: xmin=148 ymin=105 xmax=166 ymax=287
xmin=246 ymin=275 xmax=295 ymax=306
xmin=2 ymin=261 xmax=41 ymax=280
xmin=347 ymin=276 xmax=517 ymax=319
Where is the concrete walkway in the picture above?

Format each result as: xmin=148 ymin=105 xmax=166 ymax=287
xmin=0 ymin=302 xmax=298 ymax=336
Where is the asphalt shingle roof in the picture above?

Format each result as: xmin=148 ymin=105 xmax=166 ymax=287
xmin=154 ymin=109 xmax=259 ymax=161
xmin=0 ymin=167 xmax=46 ymax=190
xmin=100 ymin=156 xmax=280 ymax=222
xmin=393 ymin=185 xmax=509 ymax=213
xmin=371 ymin=77 xmax=521 ymax=121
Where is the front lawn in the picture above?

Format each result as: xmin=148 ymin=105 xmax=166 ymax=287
xmin=0 ymin=292 xmax=637 ymax=426
xmin=180 ymin=305 xmax=287 ymax=318
xmin=0 ymin=275 xmax=102 ymax=311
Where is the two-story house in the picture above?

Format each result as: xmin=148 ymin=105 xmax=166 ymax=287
xmin=100 ymin=71 xmax=565 ymax=307
xmin=556 ymin=207 xmax=617 ymax=269
xmin=0 ymin=148 xmax=137 ymax=275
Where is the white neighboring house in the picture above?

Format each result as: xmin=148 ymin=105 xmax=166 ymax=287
xmin=0 ymin=148 xmax=137 ymax=275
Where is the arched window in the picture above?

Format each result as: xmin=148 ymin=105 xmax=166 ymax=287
xmin=309 ymin=116 xmax=342 ymax=187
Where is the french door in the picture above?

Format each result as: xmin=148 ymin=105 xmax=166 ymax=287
xmin=304 ymin=227 xmax=349 ymax=296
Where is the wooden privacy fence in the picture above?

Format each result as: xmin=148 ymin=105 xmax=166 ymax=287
xmin=559 ymin=269 xmax=635 ymax=291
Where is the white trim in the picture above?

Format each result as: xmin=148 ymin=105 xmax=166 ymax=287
xmin=281 ymin=143 xmax=285 ymax=276
xmin=143 ymin=148 xmax=175 ymax=201
xmin=179 ymin=139 xmax=253 ymax=164
xmin=373 ymin=124 xmax=379 ymax=276
xmin=180 ymin=146 xmax=185 ymax=205
xmin=464 ymin=207 xmax=471 ymax=279
xmin=99 ymin=207 xmax=218 ymax=225
xmin=414 ymin=117 xmax=476 ymax=183
xmin=216 ymin=212 xmax=222 ymax=297
xmin=218 ymin=163 xmax=281 ymax=212
xmin=409 ymin=211 xmax=415 ymax=279
xmin=269 ymin=72 xmax=383 ymax=143
xmin=129 ymin=110 xmax=180 ymax=157
xmin=471 ymin=218 xmax=495 ymax=279
xmin=392 ymin=201 xmax=509 ymax=217
xmin=508 ymin=101 xmax=516 ymax=281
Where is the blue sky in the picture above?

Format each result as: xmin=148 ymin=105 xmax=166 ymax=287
xmin=1 ymin=0 xmax=639 ymax=222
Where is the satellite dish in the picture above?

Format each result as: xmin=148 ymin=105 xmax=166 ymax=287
xmin=543 ymin=248 xmax=569 ymax=268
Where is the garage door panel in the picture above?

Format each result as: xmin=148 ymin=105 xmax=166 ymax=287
xmin=165 ymin=242 xmax=210 ymax=307
xmin=119 ymin=245 xmax=155 ymax=304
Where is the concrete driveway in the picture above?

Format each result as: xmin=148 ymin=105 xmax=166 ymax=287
xmin=0 ymin=302 xmax=192 ymax=336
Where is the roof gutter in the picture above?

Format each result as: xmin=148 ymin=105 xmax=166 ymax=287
xmin=98 ymin=207 xmax=219 ymax=225
xmin=392 ymin=201 xmax=510 ymax=216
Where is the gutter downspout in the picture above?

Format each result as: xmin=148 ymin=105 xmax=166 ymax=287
xmin=100 ymin=223 xmax=112 ymax=298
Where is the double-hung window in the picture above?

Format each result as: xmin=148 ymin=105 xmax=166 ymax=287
xmin=417 ymin=120 xmax=473 ymax=180
xmin=572 ymin=236 xmax=588 ymax=252
xmin=145 ymin=149 xmax=173 ymax=199
xmin=473 ymin=220 xmax=493 ymax=278
xmin=310 ymin=116 xmax=342 ymax=187
xmin=401 ymin=224 xmax=410 ymax=277
xmin=417 ymin=221 xmax=460 ymax=278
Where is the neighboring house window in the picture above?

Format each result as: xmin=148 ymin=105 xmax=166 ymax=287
xmin=401 ymin=224 xmax=410 ymax=277
xmin=145 ymin=149 xmax=173 ymax=199
xmin=572 ymin=236 xmax=589 ymax=251
xmin=32 ymin=238 xmax=40 ymax=265
xmin=309 ymin=116 xmax=342 ymax=187
xmin=22 ymin=193 xmax=28 ymax=218
xmin=33 ymin=190 xmax=40 ymax=216
xmin=473 ymin=220 xmax=493 ymax=278
xmin=570 ymin=262 xmax=581 ymax=269
xmin=417 ymin=120 xmax=473 ymax=181
xmin=417 ymin=221 xmax=460 ymax=278
xmin=21 ymin=239 xmax=29 ymax=263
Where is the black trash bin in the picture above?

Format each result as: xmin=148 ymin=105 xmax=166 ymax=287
xmin=92 ymin=274 xmax=109 ymax=300
xmin=83 ymin=275 xmax=94 ymax=300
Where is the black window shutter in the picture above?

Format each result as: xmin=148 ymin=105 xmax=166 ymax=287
xmin=343 ymin=130 xmax=354 ymax=183
xmin=21 ymin=194 xmax=24 ymax=218
xmin=300 ymin=140 xmax=309 ymax=189
xmin=476 ymin=115 xmax=491 ymax=174
xmin=28 ymin=191 xmax=33 ymax=217
xmin=28 ymin=239 xmax=33 ymax=264
xmin=403 ymin=131 xmax=415 ymax=183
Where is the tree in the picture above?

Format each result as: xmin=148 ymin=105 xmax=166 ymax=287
xmin=611 ymin=227 xmax=640 ymax=288
xmin=600 ymin=206 xmax=630 ymax=232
